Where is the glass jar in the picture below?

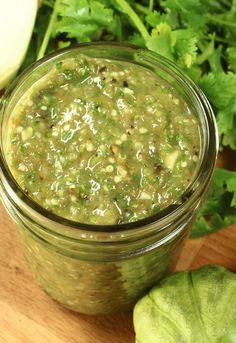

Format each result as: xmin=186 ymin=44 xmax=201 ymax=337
xmin=0 ymin=43 xmax=218 ymax=314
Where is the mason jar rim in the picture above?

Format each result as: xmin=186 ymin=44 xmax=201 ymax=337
xmin=0 ymin=42 xmax=218 ymax=238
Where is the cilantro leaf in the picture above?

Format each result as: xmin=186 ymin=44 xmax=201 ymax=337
xmin=213 ymin=168 xmax=236 ymax=207
xmin=147 ymin=24 xmax=198 ymax=68
xmin=191 ymin=168 xmax=236 ymax=238
xmin=198 ymin=72 xmax=236 ymax=149
xmin=196 ymin=35 xmax=216 ymax=67
xmin=174 ymin=29 xmax=198 ymax=68
xmin=54 ymin=0 xmax=120 ymax=42
xmin=198 ymin=72 xmax=236 ymax=112
xmin=217 ymin=101 xmax=236 ymax=150
xmin=146 ymin=23 xmax=175 ymax=60
xmin=161 ymin=0 xmax=208 ymax=30
xmin=145 ymin=10 xmax=179 ymax=29
xmin=127 ymin=32 xmax=145 ymax=47
xmin=146 ymin=11 xmax=167 ymax=27
xmin=208 ymin=45 xmax=224 ymax=73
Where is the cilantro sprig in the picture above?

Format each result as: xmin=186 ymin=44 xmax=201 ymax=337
xmin=22 ymin=0 xmax=236 ymax=237
xmin=191 ymin=168 xmax=236 ymax=238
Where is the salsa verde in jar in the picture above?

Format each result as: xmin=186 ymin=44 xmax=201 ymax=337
xmin=6 ymin=55 xmax=200 ymax=225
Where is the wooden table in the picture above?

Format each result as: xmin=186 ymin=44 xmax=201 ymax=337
xmin=0 ymin=202 xmax=236 ymax=343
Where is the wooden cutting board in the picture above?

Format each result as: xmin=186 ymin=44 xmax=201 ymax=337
xmin=0 ymin=203 xmax=236 ymax=343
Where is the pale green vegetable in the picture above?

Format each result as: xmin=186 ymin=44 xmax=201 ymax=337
xmin=134 ymin=266 xmax=236 ymax=343
xmin=220 ymin=320 xmax=236 ymax=343
xmin=0 ymin=0 xmax=38 ymax=90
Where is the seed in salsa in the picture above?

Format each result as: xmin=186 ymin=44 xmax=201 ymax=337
xmin=6 ymin=56 xmax=200 ymax=225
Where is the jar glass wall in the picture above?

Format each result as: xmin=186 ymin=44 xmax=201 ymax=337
xmin=0 ymin=43 xmax=218 ymax=314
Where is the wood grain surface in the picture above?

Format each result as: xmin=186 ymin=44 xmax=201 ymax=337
xmin=0 ymin=202 xmax=236 ymax=343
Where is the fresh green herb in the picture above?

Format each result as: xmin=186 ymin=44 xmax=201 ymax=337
xmin=55 ymin=61 xmax=63 ymax=70
xmin=191 ymin=168 xmax=236 ymax=238
xmin=134 ymin=265 xmax=236 ymax=343
xmin=19 ymin=143 xmax=27 ymax=153
xmin=27 ymin=172 xmax=37 ymax=183
xmin=18 ymin=0 xmax=236 ymax=237
xmin=221 ymin=319 xmax=236 ymax=343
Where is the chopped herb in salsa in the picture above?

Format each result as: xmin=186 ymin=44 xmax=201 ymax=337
xmin=7 ymin=56 xmax=200 ymax=225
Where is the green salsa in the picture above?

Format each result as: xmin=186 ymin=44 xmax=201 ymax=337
xmin=6 ymin=56 xmax=200 ymax=225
